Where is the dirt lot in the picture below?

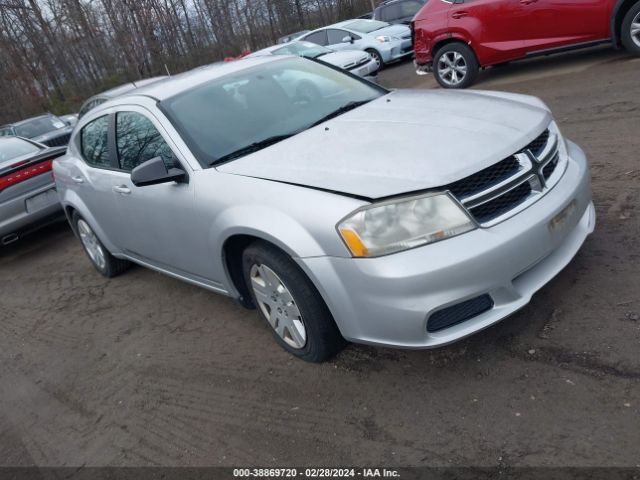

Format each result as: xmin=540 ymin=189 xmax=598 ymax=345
xmin=1 ymin=47 xmax=639 ymax=468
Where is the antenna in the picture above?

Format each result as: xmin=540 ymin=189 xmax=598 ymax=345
xmin=164 ymin=64 xmax=171 ymax=76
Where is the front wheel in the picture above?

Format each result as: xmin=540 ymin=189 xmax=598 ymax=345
xmin=433 ymin=43 xmax=479 ymax=89
xmin=366 ymin=49 xmax=384 ymax=71
xmin=242 ymin=241 xmax=345 ymax=362
xmin=621 ymin=3 xmax=640 ymax=54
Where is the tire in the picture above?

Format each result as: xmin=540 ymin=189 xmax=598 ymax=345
xmin=242 ymin=241 xmax=345 ymax=362
xmin=72 ymin=212 xmax=130 ymax=278
xmin=433 ymin=42 xmax=479 ymax=89
xmin=366 ymin=49 xmax=384 ymax=71
xmin=621 ymin=2 xmax=640 ymax=54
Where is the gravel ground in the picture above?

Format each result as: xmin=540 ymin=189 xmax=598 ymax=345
xmin=1 ymin=47 xmax=639 ymax=467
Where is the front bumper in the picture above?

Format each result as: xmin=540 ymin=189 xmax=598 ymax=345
xmin=379 ymin=38 xmax=414 ymax=63
xmin=298 ymin=140 xmax=595 ymax=348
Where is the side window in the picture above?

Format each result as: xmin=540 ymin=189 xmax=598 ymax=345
xmin=303 ymin=30 xmax=328 ymax=46
xmin=116 ymin=112 xmax=176 ymax=172
xmin=80 ymin=115 xmax=111 ymax=168
xmin=380 ymin=4 xmax=400 ymax=22
xmin=327 ymin=29 xmax=350 ymax=44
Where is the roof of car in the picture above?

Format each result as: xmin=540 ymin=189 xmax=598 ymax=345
xmin=124 ymin=56 xmax=283 ymax=101
xmin=96 ymin=76 xmax=168 ymax=99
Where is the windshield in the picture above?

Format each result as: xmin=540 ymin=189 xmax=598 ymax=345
xmin=343 ymin=19 xmax=389 ymax=33
xmin=0 ymin=137 xmax=42 ymax=167
xmin=15 ymin=116 xmax=66 ymax=138
xmin=273 ymin=42 xmax=332 ymax=59
xmin=160 ymin=58 xmax=386 ymax=166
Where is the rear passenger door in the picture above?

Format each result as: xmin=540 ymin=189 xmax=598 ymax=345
xmin=326 ymin=29 xmax=361 ymax=51
xmin=448 ymin=0 xmax=527 ymax=65
xmin=301 ymin=30 xmax=328 ymax=46
xmin=73 ymin=114 xmax=127 ymax=248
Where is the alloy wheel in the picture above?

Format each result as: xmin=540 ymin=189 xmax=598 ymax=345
xmin=249 ymin=264 xmax=307 ymax=349
xmin=632 ymin=12 xmax=640 ymax=48
xmin=437 ymin=51 xmax=468 ymax=87
xmin=77 ymin=219 xmax=106 ymax=271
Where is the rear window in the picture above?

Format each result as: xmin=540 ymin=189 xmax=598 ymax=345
xmin=15 ymin=116 xmax=66 ymax=138
xmin=343 ymin=19 xmax=389 ymax=33
xmin=0 ymin=137 xmax=41 ymax=166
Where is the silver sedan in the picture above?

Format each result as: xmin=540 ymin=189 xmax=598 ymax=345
xmin=54 ymin=56 xmax=595 ymax=362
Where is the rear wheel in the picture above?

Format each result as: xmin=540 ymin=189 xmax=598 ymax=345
xmin=433 ymin=42 xmax=479 ymax=89
xmin=366 ymin=49 xmax=384 ymax=70
xmin=621 ymin=3 xmax=640 ymax=54
xmin=73 ymin=212 xmax=130 ymax=277
xmin=242 ymin=241 xmax=345 ymax=362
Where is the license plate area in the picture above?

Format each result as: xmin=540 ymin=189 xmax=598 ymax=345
xmin=25 ymin=188 xmax=58 ymax=213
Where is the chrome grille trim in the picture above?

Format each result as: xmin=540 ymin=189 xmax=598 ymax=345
xmin=447 ymin=127 xmax=567 ymax=227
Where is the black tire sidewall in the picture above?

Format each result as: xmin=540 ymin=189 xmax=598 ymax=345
xmin=621 ymin=3 xmax=640 ymax=54
xmin=242 ymin=242 xmax=343 ymax=362
xmin=433 ymin=43 xmax=479 ymax=89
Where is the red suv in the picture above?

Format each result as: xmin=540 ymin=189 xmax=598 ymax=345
xmin=412 ymin=0 xmax=640 ymax=88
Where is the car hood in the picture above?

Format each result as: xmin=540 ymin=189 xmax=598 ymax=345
xmin=321 ymin=50 xmax=370 ymax=68
xmin=373 ymin=24 xmax=410 ymax=37
xmin=218 ymin=90 xmax=552 ymax=199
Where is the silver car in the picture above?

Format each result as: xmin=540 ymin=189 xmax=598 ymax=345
xmin=296 ymin=19 xmax=413 ymax=69
xmin=54 ymin=56 xmax=595 ymax=362
xmin=1 ymin=137 xmax=66 ymax=245
xmin=248 ymin=41 xmax=379 ymax=80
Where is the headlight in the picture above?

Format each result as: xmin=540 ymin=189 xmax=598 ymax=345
xmin=375 ymin=36 xmax=391 ymax=43
xmin=337 ymin=193 xmax=476 ymax=258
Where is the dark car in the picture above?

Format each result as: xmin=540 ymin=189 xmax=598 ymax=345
xmin=372 ymin=0 xmax=424 ymax=25
xmin=0 ymin=114 xmax=74 ymax=147
xmin=78 ymin=77 xmax=167 ymax=118
xmin=0 ymin=137 xmax=66 ymax=245
xmin=413 ymin=0 xmax=640 ymax=88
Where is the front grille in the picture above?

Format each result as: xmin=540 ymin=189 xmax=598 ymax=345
xmin=542 ymin=152 xmax=559 ymax=180
xmin=524 ymin=129 xmax=549 ymax=157
xmin=447 ymin=156 xmax=521 ymax=198
xmin=427 ymin=295 xmax=494 ymax=332
xmin=43 ymin=133 xmax=71 ymax=147
xmin=469 ymin=181 xmax=532 ymax=224
xmin=446 ymin=128 xmax=562 ymax=225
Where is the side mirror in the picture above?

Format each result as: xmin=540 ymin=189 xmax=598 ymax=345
xmin=342 ymin=35 xmax=354 ymax=44
xmin=131 ymin=156 xmax=187 ymax=187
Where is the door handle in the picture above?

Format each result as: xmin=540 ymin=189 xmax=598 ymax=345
xmin=451 ymin=11 xmax=469 ymax=19
xmin=72 ymin=176 xmax=84 ymax=184
xmin=520 ymin=0 xmax=538 ymax=4
xmin=112 ymin=185 xmax=131 ymax=195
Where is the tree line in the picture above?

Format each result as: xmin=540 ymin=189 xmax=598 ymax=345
xmin=0 ymin=0 xmax=375 ymax=124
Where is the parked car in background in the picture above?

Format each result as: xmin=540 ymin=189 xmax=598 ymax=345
xmin=55 ymin=56 xmax=594 ymax=362
xmin=78 ymin=77 xmax=166 ymax=118
xmin=372 ymin=0 xmax=425 ymax=25
xmin=0 ymin=114 xmax=74 ymax=147
xmin=413 ymin=0 xmax=640 ymax=88
xmin=297 ymin=19 xmax=413 ymax=69
xmin=278 ymin=30 xmax=310 ymax=44
xmin=0 ymin=137 xmax=66 ymax=245
xmin=248 ymin=41 xmax=379 ymax=79
xmin=59 ymin=113 xmax=79 ymax=128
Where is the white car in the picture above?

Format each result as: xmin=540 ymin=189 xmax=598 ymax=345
xmin=249 ymin=41 xmax=379 ymax=80
xmin=296 ymin=19 xmax=413 ymax=69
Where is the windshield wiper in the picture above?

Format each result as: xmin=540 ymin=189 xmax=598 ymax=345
xmin=210 ymin=134 xmax=295 ymax=165
xmin=308 ymin=100 xmax=371 ymax=129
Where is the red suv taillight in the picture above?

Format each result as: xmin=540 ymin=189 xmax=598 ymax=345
xmin=0 ymin=158 xmax=54 ymax=194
